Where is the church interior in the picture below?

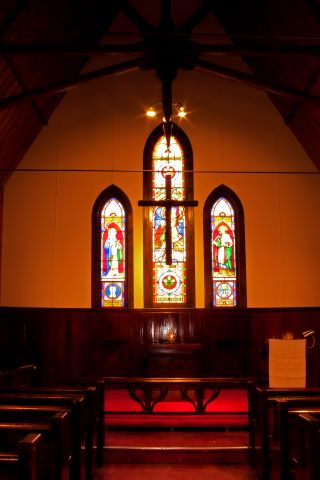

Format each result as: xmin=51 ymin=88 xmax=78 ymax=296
xmin=1 ymin=0 xmax=320 ymax=479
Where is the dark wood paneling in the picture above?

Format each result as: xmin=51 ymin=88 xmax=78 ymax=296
xmin=0 ymin=307 xmax=320 ymax=386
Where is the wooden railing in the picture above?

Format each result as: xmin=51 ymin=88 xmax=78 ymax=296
xmin=104 ymin=376 xmax=258 ymax=456
xmin=104 ymin=376 xmax=254 ymax=413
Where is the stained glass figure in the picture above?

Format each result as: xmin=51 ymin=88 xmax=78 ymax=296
xmin=100 ymin=198 xmax=126 ymax=307
xmin=211 ymin=197 xmax=237 ymax=307
xmin=152 ymin=135 xmax=186 ymax=303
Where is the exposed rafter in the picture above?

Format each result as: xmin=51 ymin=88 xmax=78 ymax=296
xmin=285 ymin=61 xmax=320 ymax=125
xmin=1 ymin=0 xmax=320 ymax=120
xmin=196 ymin=58 xmax=320 ymax=108
xmin=120 ymin=0 xmax=155 ymax=33
xmin=2 ymin=42 xmax=320 ymax=56
xmin=1 ymin=0 xmax=320 ymax=179
xmin=0 ymin=57 xmax=146 ymax=111
xmin=3 ymin=54 xmax=48 ymax=125
xmin=179 ymin=1 xmax=213 ymax=33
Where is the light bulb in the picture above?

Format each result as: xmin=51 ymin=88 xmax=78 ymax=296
xmin=177 ymin=106 xmax=186 ymax=118
xmin=146 ymin=107 xmax=156 ymax=118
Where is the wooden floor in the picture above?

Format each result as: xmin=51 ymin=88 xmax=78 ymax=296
xmin=99 ymin=387 xmax=258 ymax=479
xmin=106 ymin=429 xmax=250 ymax=448
xmin=95 ymin=463 xmax=257 ymax=479
xmin=95 ymin=428 xmax=258 ymax=479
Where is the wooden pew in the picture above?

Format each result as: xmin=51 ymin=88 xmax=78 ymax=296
xmin=295 ymin=412 xmax=320 ymax=480
xmin=0 ymin=369 xmax=103 ymax=477
xmin=2 ymin=385 xmax=101 ymax=479
xmin=0 ymin=392 xmax=87 ymax=480
xmin=0 ymin=432 xmax=42 ymax=480
xmin=0 ymin=410 xmax=70 ymax=480
xmin=0 ymin=364 xmax=37 ymax=389
xmin=253 ymin=386 xmax=320 ymax=479
xmin=269 ymin=397 xmax=320 ymax=480
xmin=64 ymin=376 xmax=105 ymax=467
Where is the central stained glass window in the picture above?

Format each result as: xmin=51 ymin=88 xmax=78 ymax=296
xmin=152 ymin=135 xmax=186 ymax=303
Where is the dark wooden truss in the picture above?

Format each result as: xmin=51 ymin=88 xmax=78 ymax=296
xmin=1 ymin=0 xmax=320 ymax=146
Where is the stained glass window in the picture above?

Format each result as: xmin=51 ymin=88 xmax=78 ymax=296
xmin=143 ymin=123 xmax=195 ymax=308
xmin=152 ymin=135 xmax=186 ymax=303
xmin=204 ymin=185 xmax=246 ymax=308
xmin=100 ymin=198 xmax=126 ymax=307
xmin=92 ymin=185 xmax=132 ymax=308
xmin=211 ymin=198 xmax=236 ymax=307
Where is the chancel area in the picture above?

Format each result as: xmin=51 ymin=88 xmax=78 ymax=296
xmin=1 ymin=1 xmax=320 ymax=479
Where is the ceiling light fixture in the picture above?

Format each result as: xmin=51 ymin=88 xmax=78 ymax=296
xmin=146 ymin=106 xmax=156 ymax=117
xmin=145 ymin=102 xmax=187 ymax=120
xmin=177 ymin=105 xmax=186 ymax=118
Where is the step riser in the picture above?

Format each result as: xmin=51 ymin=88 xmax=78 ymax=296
xmin=104 ymin=448 xmax=252 ymax=464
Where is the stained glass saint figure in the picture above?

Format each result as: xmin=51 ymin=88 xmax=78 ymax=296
xmin=100 ymin=198 xmax=126 ymax=307
xmin=211 ymin=198 xmax=237 ymax=307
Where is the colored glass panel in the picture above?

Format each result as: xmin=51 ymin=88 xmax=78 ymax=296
xmin=100 ymin=198 xmax=126 ymax=307
xmin=211 ymin=198 xmax=237 ymax=307
xmin=152 ymin=135 xmax=186 ymax=303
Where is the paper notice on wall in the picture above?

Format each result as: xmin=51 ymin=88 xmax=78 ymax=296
xmin=269 ymin=339 xmax=306 ymax=388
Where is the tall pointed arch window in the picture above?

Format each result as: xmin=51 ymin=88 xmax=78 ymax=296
xmin=142 ymin=124 xmax=195 ymax=307
xmin=204 ymin=185 xmax=246 ymax=308
xmin=92 ymin=185 xmax=133 ymax=308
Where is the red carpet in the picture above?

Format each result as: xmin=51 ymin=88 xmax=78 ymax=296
xmin=105 ymin=388 xmax=248 ymax=413
xmin=105 ymin=388 xmax=248 ymax=429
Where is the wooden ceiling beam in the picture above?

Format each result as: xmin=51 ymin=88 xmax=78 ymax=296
xmin=3 ymin=54 xmax=48 ymax=125
xmin=0 ymin=0 xmax=27 ymax=32
xmin=120 ymin=0 xmax=155 ymax=33
xmin=0 ymin=56 xmax=146 ymax=111
xmin=285 ymin=62 xmax=320 ymax=125
xmin=0 ymin=42 xmax=146 ymax=55
xmin=178 ymin=1 xmax=213 ymax=32
xmin=196 ymin=58 xmax=320 ymax=108
xmin=199 ymin=44 xmax=320 ymax=56
xmin=0 ymin=1 xmax=47 ymax=125
xmin=1 ymin=42 xmax=320 ymax=56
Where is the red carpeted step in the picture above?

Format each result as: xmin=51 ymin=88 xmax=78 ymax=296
xmin=106 ymin=413 xmax=248 ymax=428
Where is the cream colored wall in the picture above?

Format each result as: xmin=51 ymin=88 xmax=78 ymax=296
xmin=1 ymin=68 xmax=319 ymax=308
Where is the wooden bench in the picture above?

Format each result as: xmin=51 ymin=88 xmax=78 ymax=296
xmin=253 ymin=386 xmax=320 ymax=479
xmin=11 ymin=385 xmax=100 ymax=480
xmin=269 ymin=397 xmax=320 ymax=480
xmin=0 ymin=392 xmax=87 ymax=480
xmin=0 ymin=410 xmax=71 ymax=480
xmin=295 ymin=412 xmax=320 ymax=480
xmin=0 ymin=432 xmax=42 ymax=480
xmin=0 ymin=364 xmax=37 ymax=389
xmin=64 ymin=376 xmax=105 ymax=467
xmin=0 ymin=371 xmax=103 ymax=477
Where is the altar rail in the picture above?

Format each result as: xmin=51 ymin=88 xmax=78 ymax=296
xmin=104 ymin=376 xmax=254 ymax=413
xmin=104 ymin=376 xmax=258 ymax=451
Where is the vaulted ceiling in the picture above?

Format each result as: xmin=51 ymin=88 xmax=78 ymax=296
xmin=1 ymin=0 xmax=320 ymax=187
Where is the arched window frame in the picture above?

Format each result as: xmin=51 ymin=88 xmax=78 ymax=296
xmin=92 ymin=184 xmax=133 ymax=308
xmin=203 ymin=184 xmax=247 ymax=308
xmin=142 ymin=123 xmax=195 ymax=308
